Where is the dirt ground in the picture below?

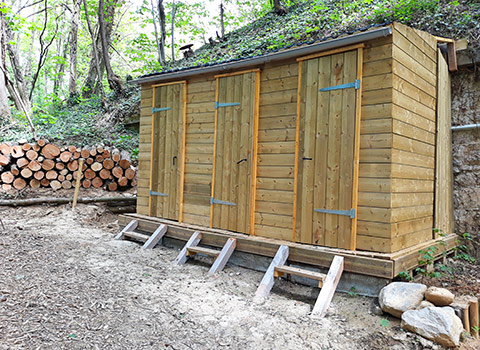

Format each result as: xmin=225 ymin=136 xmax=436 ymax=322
xmin=0 ymin=197 xmax=479 ymax=349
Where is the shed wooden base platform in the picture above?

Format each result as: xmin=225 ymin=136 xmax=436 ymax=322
xmin=118 ymin=214 xmax=457 ymax=280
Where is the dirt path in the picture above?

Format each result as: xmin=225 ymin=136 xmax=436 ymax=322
xmin=0 ymin=204 xmax=456 ymax=349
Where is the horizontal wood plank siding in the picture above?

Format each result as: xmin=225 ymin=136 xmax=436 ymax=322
xmin=137 ymin=85 xmax=153 ymax=215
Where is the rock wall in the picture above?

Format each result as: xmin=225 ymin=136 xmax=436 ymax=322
xmin=451 ymin=66 xmax=480 ymax=259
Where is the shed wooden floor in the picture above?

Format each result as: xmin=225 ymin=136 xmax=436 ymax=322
xmin=118 ymin=213 xmax=456 ymax=279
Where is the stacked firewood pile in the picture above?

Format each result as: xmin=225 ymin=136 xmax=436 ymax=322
xmin=0 ymin=139 xmax=136 ymax=191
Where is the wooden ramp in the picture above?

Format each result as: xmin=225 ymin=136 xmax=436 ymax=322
xmin=175 ymin=231 xmax=237 ymax=275
xmin=254 ymin=245 xmax=344 ymax=318
xmin=115 ymin=219 xmax=167 ymax=249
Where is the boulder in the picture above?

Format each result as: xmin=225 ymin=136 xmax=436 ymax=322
xmin=425 ymin=286 xmax=455 ymax=306
xmin=417 ymin=300 xmax=435 ymax=310
xmin=378 ymin=282 xmax=427 ymax=318
xmin=401 ymin=307 xmax=463 ymax=347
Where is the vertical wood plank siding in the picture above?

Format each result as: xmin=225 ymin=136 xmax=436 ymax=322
xmin=136 ymin=24 xmax=445 ymax=254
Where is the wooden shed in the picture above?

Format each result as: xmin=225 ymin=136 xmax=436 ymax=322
xmin=124 ymin=22 xmax=457 ymax=279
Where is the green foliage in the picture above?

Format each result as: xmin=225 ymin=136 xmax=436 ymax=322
xmin=379 ymin=319 xmax=390 ymax=327
xmin=348 ymin=286 xmax=358 ymax=297
xmin=398 ymin=270 xmax=413 ymax=281
xmin=454 ymin=232 xmax=476 ymax=264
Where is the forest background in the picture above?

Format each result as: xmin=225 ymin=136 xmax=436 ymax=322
xmin=0 ymin=0 xmax=478 ymax=157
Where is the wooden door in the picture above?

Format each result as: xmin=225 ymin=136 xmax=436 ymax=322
xmin=294 ymin=47 xmax=362 ymax=249
xmin=149 ymin=82 xmax=186 ymax=221
xmin=210 ymin=70 xmax=259 ymax=234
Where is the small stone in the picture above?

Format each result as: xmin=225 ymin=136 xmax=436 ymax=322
xmin=378 ymin=282 xmax=427 ymax=318
xmin=417 ymin=300 xmax=435 ymax=310
xmin=401 ymin=306 xmax=463 ymax=347
xmin=425 ymin=286 xmax=455 ymax=306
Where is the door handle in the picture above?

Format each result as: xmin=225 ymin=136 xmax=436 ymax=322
xmin=173 ymin=156 xmax=177 ymax=166
xmin=302 ymin=157 xmax=312 ymax=160
xmin=236 ymin=158 xmax=247 ymax=164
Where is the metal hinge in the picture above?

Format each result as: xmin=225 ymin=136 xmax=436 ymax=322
xmin=215 ymin=102 xmax=240 ymax=109
xmin=152 ymin=107 xmax=171 ymax=113
xmin=319 ymin=79 xmax=361 ymax=92
xmin=149 ymin=190 xmax=168 ymax=197
xmin=210 ymin=197 xmax=236 ymax=206
xmin=314 ymin=208 xmax=356 ymax=219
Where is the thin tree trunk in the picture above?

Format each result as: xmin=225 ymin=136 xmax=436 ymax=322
xmin=158 ymin=0 xmax=166 ymax=62
xmin=150 ymin=0 xmax=162 ymax=64
xmin=98 ymin=0 xmax=123 ymax=94
xmin=82 ymin=0 xmax=106 ymax=104
xmin=68 ymin=0 xmax=80 ymax=96
xmin=53 ymin=34 xmax=68 ymax=95
xmin=171 ymin=0 xmax=175 ymax=62
xmin=220 ymin=1 xmax=224 ymax=38
xmin=0 ymin=11 xmax=10 ymax=119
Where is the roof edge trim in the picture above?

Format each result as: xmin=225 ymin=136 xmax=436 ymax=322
xmin=131 ymin=26 xmax=392 ymax=85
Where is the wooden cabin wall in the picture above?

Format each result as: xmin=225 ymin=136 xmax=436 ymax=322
xmin=387 ymin=23 xmax=438 ymax=252
xmin=137 ymin=86 xmax=153 ymax=215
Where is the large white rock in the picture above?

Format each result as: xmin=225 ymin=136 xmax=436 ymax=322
xmin=425 ymin=286 xmax=455 ymax=306
xmin=401 ymin=307 xmax=463 ymax=347
xmin=378 ymin=282 xmax=427 ymax=318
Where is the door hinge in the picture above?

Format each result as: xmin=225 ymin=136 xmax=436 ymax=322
xmin=215 ymin=102 xmax=240 ymax=109
xmin=152 ymin=107 xmax=171 ymax=113
xmin=210 ymin=197 xmax=236 ymax=206
xmin=150 ymin=190 xmax=168 ymax=197
xmin=319 ymin=79 xmax=361 ymax=92
xmin=314 ymin=208 xmax=355 ymax=219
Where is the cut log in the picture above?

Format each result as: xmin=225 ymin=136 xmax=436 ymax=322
xmin=41 ymin=144 xmax=60 ymax=159
xmin=11 ymin=145 xmax=24 ymax=158
xmin=62 ymin=180 xmax=72 ymax=189
xmin=21 ymin=143 xmax=31 ymax=151
xmin=80 ymin=149 xmax=90 ymax=158
xmin=17 ymin=138 xmax=28 ymax=145
xmin=103 ymin=159 xmax=114 ymax=170
xmin=10 ymin=165 xmax=20 ymax=176
xmin=32 ymin=143 xmax=41 ymax=152
xmin=25 ymin=150 xmax=38 ymax=161
xmin=0 ymin=196 xmax=136 ymax=206
xmin=96 ymin=145 xmax=104 ymax=153
xmin=130 ymin=178 xmax=137 ymax=187
xmin=66 ymin=174 xmax=73 ymax=181
xmin=99 ymin=169 xmax=111 ymax=180
xmin=16 ymin=158 xmax=29 ymax=168
xmin=36 ymin=139 xmax=47 ymax=147
xmin=67 ymin=160 xmax=79 ymax=172
xmin=68 ymin=145 xmax=77 ymax=153
xmin=30 ymin=179 xmax=41 ymax=188
xmin=13 ymin=178 xmax=27 ymax=190
xmin=40 ymin=178 xmax=50 ymax=187
xmin=86 ymin=157 xmax=94 ymax=165
xmin=112 ymin=167 xmax=123 ymax=178
xmin=95 ymin=155 xmax=104 ymax=162
xmin=58 ymin=174 xmax=65 ymax=182
xmin=45 ymin=170 xmax=58 ymax=180
xmin=118 ymin=176 xmax=128 ymax=187
xmin=55 ymin=162 xmax=65 ymax=170
xmin=60 ymin=168 xmax=69 ymax=176
xmin=102 ymin=150 xmax=110 ymax=158
xmin=50 ymin=180 xmax=62 ymax=190
xmin=84 ymin=168 xmax=96 ymax=180
xmin=112 ymin=151 xmax=121 ymax=162
xmin=34 ymin=171 xmax=45 ymax=180
xmin=89 ymin=147 xmax=97 ymax=157
xmin=2 ymin=184 xmax=12 ymax=191
xmin=20 ymin=168 xmax=33 ymax=179
xmin=108 ymin=182 xmax=118 ymax=191
xmin=125 ymin=167 xmax=135 ymax=180
xmin=0 ymin=143 xmax=12 ymax=155
xmin=73 ymin=151 xmax=80 ymax=159
xmin=41 ymin=159 xmax=55 ymax=171
xmin=118 ymin=159 xmax=131 ymax=170
xmin=91 ymin=177 xmax=103 ymax=188
xmin=1 ymin=172 xmax=14 ymax=184
xmin=59 ymin=151 xmax=72 ymax=162
xmin=0 ymin=154 xmax=10 ymax=166
xmin=82 ymin=179 xmax=92 ymax=188
xmin=91 ymin=162 xmax=103 ymax=172
xmin=28 ymin=160 xmax=41 ymax=172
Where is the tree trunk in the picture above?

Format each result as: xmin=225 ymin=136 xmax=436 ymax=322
xmin=68 ymin=0 xmax=81 ymax=96
xmin=171 ymin=0 xmax=175 ymax=62
xmin=271 ymin=0 xmax=286 ymax=15
xmin=98 ymin=0 xmax=123 ymax=94
xmin=158 ymin=0 xmax=166 ymax=63
xmin=150 ymin=0 xmax=163 ymax=64
xmin=0 ymin=11 xmax=10 ymax=120
xmin=82 ymin=0 xmax=106 ymax=104
xmin=220 ymin=1 xmax=224 ymax=38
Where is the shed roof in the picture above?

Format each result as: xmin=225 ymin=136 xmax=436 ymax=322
xmin=132 ymin=23 xmax=393 ymax=85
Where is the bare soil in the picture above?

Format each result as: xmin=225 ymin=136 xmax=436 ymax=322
xmin=0 ymin=198 xmax=478 ymax=349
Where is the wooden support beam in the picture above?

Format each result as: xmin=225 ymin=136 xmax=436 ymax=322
xmin=115 ymin=220 xmax=138 ymax=240
xmin=469 ymin=298 xmax=479 ymax=338
xmin=311 ymin=255 xmax=344 ymax=317
xmin=254 ymin=245 xmax=289 ymax=301
xmin=142 ymin=224 xmax=167 ymax=249
xmin=175 ymin=231 xmax=202 ymax=265
xmin=208 ymin=238 xmax=237 ymax=275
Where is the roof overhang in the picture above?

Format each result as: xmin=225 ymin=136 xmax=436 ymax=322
xmin=131 ymin=26 xmax=393 ymax=85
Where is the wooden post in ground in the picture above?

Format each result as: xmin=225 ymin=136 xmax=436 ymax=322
xmin=254 ymin=245 xmax=289 ymax=302
xmin=72 ymin=159 xmax=85 ymax=208
xmin=469 ymin=298 xmax=479 ymax=338
xmin=311 ymin=255 xmax=344 ymax=318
